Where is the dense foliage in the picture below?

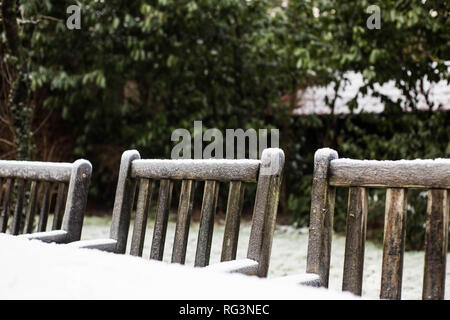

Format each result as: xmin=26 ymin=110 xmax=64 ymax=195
xmin=1 ymin=0 xmax=449 ymax=248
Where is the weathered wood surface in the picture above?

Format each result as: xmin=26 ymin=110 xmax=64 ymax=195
xmin=0 ymin=178 xmax=3 ymax=213
xmin=63 ymin=148 xmax=284 ymax=279
xmin=131 ymin=159 xmax=260 ymax=182
xmin=380 ymin=188 xmax=408 ymax=300
xmin=329 ymin=158 xmax=450 ymax=189
xmin=38 ymin=181 xmax=51 ymax=232
xmin=423 ymin=189 xmax=449 ymax=300
xmin=0 ymin=159 xmax=91 ymax=242
xmin=221 ymin=181 xmax=245 ymax=262
xmin=306 ymin=148 xmax=338 ymax=287
xmin=342 ymin=187 xmax=368 ymax=295
xmin=0 ymin=160 xmax=72 ymax=182
xmin=110 ymin=150 xmax=140 ymax=253
xmin=11 ymin=179 xmax=26 ymax=235
xmin=150 ymin=179 xmax=173 ymax=260
xmin=25 ymin=181 xmax=39 ymax=233
xmin=195 ymin=180 xmax=220 ymax=267
xmin=247 ymin=148 xmax=285 ymax=277
xmin=0 ymin=179 xmax=14 ymax=232
xmin=50 ymin=159 xmax=92 ymax=242
xmin=172 ymin=180 xmax=196 ymax=264
xmin=52 ymin=183 xmax=67 ymax=230
xmin=130 ymin=179 xmax=153 ymax=257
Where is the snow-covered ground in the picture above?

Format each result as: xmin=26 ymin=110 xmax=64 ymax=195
xmin=0 ymin=232 xmax=357 ymax=300
xmin=80 ymin=216 xmax=450 ymax=300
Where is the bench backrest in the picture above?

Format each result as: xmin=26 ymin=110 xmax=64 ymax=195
xmin=108 ymin=148 xmax=284 ymax=277
xmin=306 ymin=148 xmax=449 ymax=299
xmin=0 ymin=159 xmax=92 ymax=242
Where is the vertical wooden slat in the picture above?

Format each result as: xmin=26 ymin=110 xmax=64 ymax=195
xmin=11 ymin=179 xmax=26 ymax=235
xmin=342 ymin=187 xmax=369 ymax=295
xmin=109 ymin=150 xmax=140 ymax=253
xmin=38 ymin=182 xmax=51 ymax=232
xmin=150 ymin=180 xmax=173 ymax=260
xmin=247 ymin=148 xmax=285 ymax=277
xmin=130 ymin=179 xmax=153 ymax=257
xmin=0 ymin=178 xmax=4 ymax=228
xmin=25 ymin=181 xmax=39 ymax=233
xmin=62 ymin=159 xmax=92 ymax=243
xmin=221 ymin=181 xmax=245 ymax=262
xmin=172 ymin=180 xmax=196 ymax=264
xmin=52 ymin=183 xmax=67 ymax=230
xmin=0 ymin=178 xmax=15 ymax=233
xmin=380 ymin=188 xmax=408 ymax=300
xmin=0 ymin=178 xmax=3 ymax=208
xmin=306 ymin=149 xmax=338 ymax=287
xmin=423 ymin=189 xmax=449 ymax=300
xmin=195 ymin=180 xmax=220 ymax=267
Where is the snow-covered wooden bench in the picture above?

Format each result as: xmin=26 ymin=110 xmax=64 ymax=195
xmin=306 ymin=148 xmax=450 ymax=299
xmin=0 ymin=159 xmax=92 ymax=243
xmin=68 ymin=148 xmax=284 ymax=277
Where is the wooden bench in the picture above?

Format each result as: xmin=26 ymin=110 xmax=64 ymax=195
xmin=0 ymin=159 xmax=92 ymax=243
xmin=306 ymin=148 xmax=450 ymax=299
xmin=68 ymin=148 xmax=285 ymax=277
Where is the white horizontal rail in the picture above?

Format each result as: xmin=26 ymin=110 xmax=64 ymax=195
xmin=131 ymin=159 xmax=261 ymax=182
xmin=329 ymin=158 xmax=450 ymax=189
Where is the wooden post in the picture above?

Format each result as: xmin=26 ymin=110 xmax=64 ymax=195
xmin=130 ymin=178 xmax=153 ymax=257
xmin=11 ymin=179 xmax=25 ymax=235
xmin=221 ymin=181 xmax=245 ymax=262
xmin=172 ymin=180 xmax=196 ymax=264
xmin=110 ymin=150 xmax=140 ymax=253
xmin=423 ymin=189 xmax=449 ymax=300
xmin=38 ymin=181 xmax=51 ymax=232
xmin=52 ymin=183 xmax=67 ymax=231
xmin=306 ymin=148 xmax=338 ymax=287
xmin=150 ymin=179 xmax=173 ymax=260
xmin=247 ymin=148 xmax=285 ymax=277
xmin=0 ymin=179 xmax=14 ymax=232
xmin=24 ymin=180 xmax=38 ymax=233
xmin=380 ymin=188 xmax=407 ymax=300
xmin=195 ymin=180 xmax=220 ymax=267
xmin=62 ymin=159 xmax=92 ymax=243
xmin=342 ymin=187 xmax=368 ymax=295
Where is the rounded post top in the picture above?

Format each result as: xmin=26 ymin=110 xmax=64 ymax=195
xmin=313 ymin=148 xmax=338 ymax=179
xmin=122 ymin=150 xmax=141 ymax=163
xmin=72 ymin=159 xmax=93 ymax=176
xmin=314 ymin=148 xmax=339 ymax=163
xmin=260 ymin=148 xmax=285 ymax=176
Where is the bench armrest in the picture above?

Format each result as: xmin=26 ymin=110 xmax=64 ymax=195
xmin=17 ymin=230 xmax=68 ymax=243
xmin=66 ymin=239 xmax=117 ymax=252
xmin=205 ymin=258 xmax=259 ymax=276
xmin=270 ymin=273 xmax=321 ymax=287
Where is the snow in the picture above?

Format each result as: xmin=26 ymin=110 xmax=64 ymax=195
xmin=3 ymin=215 xmax=447 ymax=300
xmin=78 ymin=217 xmax=450 ymax=300
xmin=0 ymin=233 xmax=357 ymax=300
xmin=292 ymin=71 xmax=450 ymax=115
xmin=335 ymin=158 xmax=450 ymax=165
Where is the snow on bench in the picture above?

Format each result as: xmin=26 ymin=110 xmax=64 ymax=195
xmin=0 ymin=234 xmax=357 ymax=300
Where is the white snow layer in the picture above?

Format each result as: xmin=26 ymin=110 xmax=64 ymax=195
xmin=0 ymin=233 xmax=357 ymax=300
xmin=79 ymin=217 xmax=450 ymax=300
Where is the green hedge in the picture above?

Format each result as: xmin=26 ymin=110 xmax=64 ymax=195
xmin=285 ymin=109 xmax=450 ymax=250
